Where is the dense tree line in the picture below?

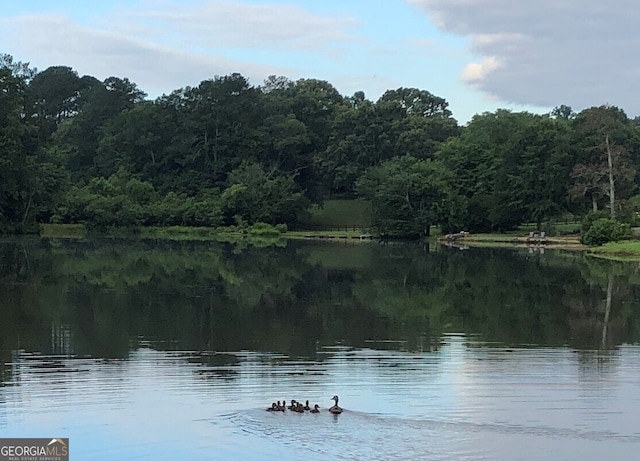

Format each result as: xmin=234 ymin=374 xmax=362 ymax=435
xmin=1 ymin=53 xmax=640 ymax=236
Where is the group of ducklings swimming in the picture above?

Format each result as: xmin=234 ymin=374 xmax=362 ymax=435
xmin=266 ymin=395 xmax=343 ymax=414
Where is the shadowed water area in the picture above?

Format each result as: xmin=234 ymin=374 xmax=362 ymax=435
xmin=2 ymin=238 xmax=640 ymax=460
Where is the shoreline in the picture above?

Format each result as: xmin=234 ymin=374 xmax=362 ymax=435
xmin=439 ymin=233 xmax=640 ymax=261
xmin=440 ymin=234 xmax=586 ymax=250
xmin=29 ymin=224 xmax=640 ymax=261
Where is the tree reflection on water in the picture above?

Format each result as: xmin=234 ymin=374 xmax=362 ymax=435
xmin=1 ymin=238 xmax=639 ymax=369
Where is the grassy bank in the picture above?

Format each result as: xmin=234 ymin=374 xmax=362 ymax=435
xmin=586 ymin=241 xmax=640 ymax=260
xmin=40 ymin=223 xmax=87 ymax=238
xmin=39 ymin=223 xmax=287 ymax=243
xmin=299 ymin=199 xmax=372 ymax=230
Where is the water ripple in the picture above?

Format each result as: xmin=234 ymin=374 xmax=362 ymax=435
xmin=3 ymin=341 xmax=640 ymax=460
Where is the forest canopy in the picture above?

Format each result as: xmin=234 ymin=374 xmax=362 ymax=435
xmin=1 ymin=53 xmax=640 ymax=237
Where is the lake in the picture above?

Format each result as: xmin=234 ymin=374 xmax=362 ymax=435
xmin=1 ymin=238 xmax=640 ymax=460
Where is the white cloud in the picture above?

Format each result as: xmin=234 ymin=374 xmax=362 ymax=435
xmin=408 ymin=0 xmax=640 ymax=115
xmin=125 ymin=0 xmax=360 ymax=52
xmin=0 ymin=1 xmax=360 ymax=98
xmin=460 ymin=56 xmax=500 ymax=84
xmin=0 ymin=14 xmax=289 ymax=97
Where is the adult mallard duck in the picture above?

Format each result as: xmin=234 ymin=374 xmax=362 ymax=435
xmin=328 ymin=395 xmax=343 ymax=414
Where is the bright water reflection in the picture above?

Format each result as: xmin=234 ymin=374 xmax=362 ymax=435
xmin=2 ymin=239 xmax=640 ymax=459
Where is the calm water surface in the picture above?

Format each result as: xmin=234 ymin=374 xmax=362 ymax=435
xmin=1 ymin=238 xmax=640 ymax=460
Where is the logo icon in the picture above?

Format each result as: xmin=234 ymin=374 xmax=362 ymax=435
xmin=0 ymin=438 xmax=69 ymax=461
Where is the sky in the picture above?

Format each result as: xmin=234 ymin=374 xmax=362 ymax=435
xmin=1 ymin=0 xmax=638 ymax=124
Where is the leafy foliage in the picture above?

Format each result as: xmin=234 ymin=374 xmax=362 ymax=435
xmin=2 ymin=52 xmax=640 ymax=238
xmin=581 ymin=218 xmax=631 ymax=246
xmin=54 ymin=173 xmax=223 ymax=229
xmin=569 ymin=106 xmax=639 ymax=215
xmin=357 ymin=156 xmax=457 ymax=237
xmin=221 ymin=161 xmax=309 ymax=226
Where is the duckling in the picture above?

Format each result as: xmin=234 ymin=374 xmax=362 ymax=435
xmin=310 ymin=404 xmax=320 ymax=413
xmin=295 ymin=402 xmax=305 ymax=413
xmin=328 ymin=395 xmax=343 ymax=414
xmin=276 ymin=401 xmax=286 ymax=411
xmin=266 ymin=402 xmax=278 ymax=411
xmin=303 ymin=400 xmax=311 ymax=411
xmin=287 ymin=399 xmax=297 ymax=410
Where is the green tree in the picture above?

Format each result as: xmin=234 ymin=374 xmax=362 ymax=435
xmin=256 ymin=114 xmax=311 ymax=178
xmin=569 ymin=106 xmax=638 ymax=218
xmin=95 ymin=101 xmax=182 ymax=188
xmin=551 ymin=104 xmax=576 ymax=121
xmin=0 ymin=55 xmax=49 ymax=231
xmin=262 ymin=78 xmax=349 ymax=201
xmin=26 ymin=66 xmax=95 ymax=139
xmin=181 ymin=73 xmax=264 ymax=186
xmin=501 ymin=116 xmax=572 ymax=229
xmin=60 ymin=76 xmax=146 ymax=180
xmin=321 ymin=88 xmax=458 ymax=197
xmin=321 ymin=99 xmax=380 ymax=196
xmin=357 ymin=155 xmax=456 ymax=237
xmin=377 ymin=87 xmax=452 ymax=117
xmin=437 ymin=110 xmax=569 ymax=232
xmin=221 ymin=161 xmax=309 ymax=226
xmin=437 ymin=110 xmax=525 ymax=231
xmin=376 ymin=88 xmax=458 ymax=159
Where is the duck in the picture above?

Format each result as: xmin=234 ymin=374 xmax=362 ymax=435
xmin=295 ymin=402 xmax=305 ymax=413
xmin=310 ymin=404 xmax=320 ymax=413
xmin=287 ymin=399 xmax=297 ymax=410
xmin=303 ymin=400 xmax=311 ymax=411
xmin=328 ymin=395 xmax=343 ymax=414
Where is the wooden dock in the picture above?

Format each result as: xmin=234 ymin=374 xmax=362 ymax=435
xmin=303 ymin=233 xmax=374 ymax=241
